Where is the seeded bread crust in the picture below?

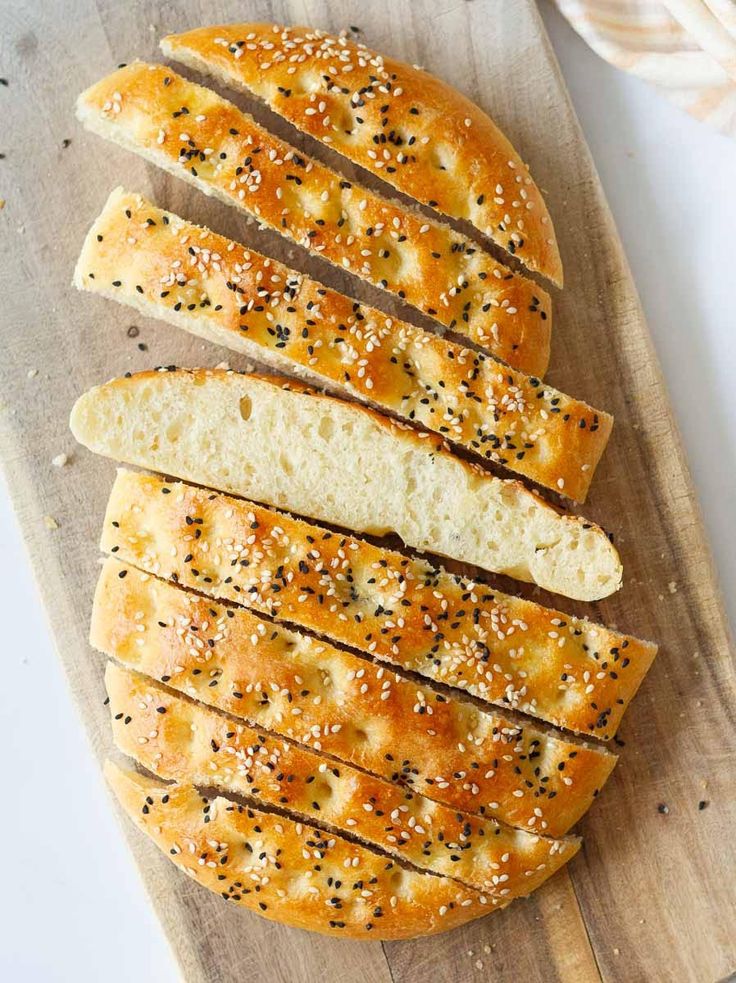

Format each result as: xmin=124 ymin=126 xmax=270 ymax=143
xmin=92 ymin=556 xmax=617 ymax=837
xmin=76 ymin=63 xmax=551 ymax=375
xmin=162 ymin=24 xmax=563 ymax=286
xmin=93 ymin=470 xmax=650 ymax=737
xmin=70 ymin=370 xmax=622 ymax=599
xmin=76 ymin=189 xmax=608 ymax=499
xmin=106 ymin=661 xmax=580 ymax=899
xmin=105 ymin=761 xmax=489 ymax=939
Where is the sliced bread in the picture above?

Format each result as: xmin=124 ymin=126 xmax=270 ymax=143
xmin=105 ymin=761 xmax=488 ymax=939
xmin=92 ymin=557 xmax=617 ymax=837
xmin=162 ymin=24 xmax=563 ymax=285
xmin=70 ymin=369 xmax=622 ymax=599
xmin=75 ymin=188 xmax=608 ymax=499
xmin=76 ymin=63 xmax=551 ymax=375
xmin=94 ymin=476 xmax=652 ymax=737
xmin=106 ymin=660 xmax=580 ymax=899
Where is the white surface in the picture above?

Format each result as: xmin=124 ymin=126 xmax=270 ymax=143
xmin=1 ymin=6 xmax=734 ymax=980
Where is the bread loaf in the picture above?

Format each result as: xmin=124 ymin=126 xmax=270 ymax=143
xmin=76 ymin=63 xmax=551 ymax=375
xmin=76 ymin=188 xmax=608 ymax=499
xmin=92 ymin=555 xmax=618 ymax=837
xmin=162 ymin=24 xmax=564 ymax=285
xmin=105 ymin=761 xmax=489 ymax=939
xmin=70 ymin=370 xmax=622 ymax=599
xmin=94 ymin=474 xmax=651 ymax=737
xmin=106 ymin=661 xmax=580 ymax=899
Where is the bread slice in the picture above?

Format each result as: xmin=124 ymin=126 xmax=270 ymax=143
xmin=91 ymin=556 xmax=618 ymax=837
xmin=105 ymin=760 xmax=489 ymax=939
xmin=95 ymin=475 xmax=651 ymax=737
xmin=162 ymin=24 xmax=563 ymax=286
xmin=70 ymin=370 xmax=621 ymax=599
xmin=106 ymin=661 xmax=580 ymax=899
xmin=75 ymin=189 xmax=609 ymax=500
xmin=75 ymin=63 xmax=551 ymax=376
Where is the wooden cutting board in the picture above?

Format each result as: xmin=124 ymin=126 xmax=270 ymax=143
xmin=2 ymin=1 xmax=734 ymax=980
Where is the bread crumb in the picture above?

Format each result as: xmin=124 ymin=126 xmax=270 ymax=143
xmin=668 ymin=581 xmax=677 ymax=594
xmin=27 ymin=368 xmax=38 ymax=379
xmin=43 ymin=515 xmax=59 ymax=530
xmin=475 ymin=960 xmax=483 ymax=970
xmin=613 ymin=947 xmax=620 ymax=956
xmin=52 ymin=453 xmax=68 ymax=467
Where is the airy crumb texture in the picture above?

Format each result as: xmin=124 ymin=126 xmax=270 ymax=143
xmin=105 ymin=761 xmax=490 ymax=939
xmin=162 ymin=24 xmax=563 ymax=286
xmin=106 ymin=661 xmax=580 ymax=899
xmin=76 ymin=62 xmax=551 ymax=375
xmin=91 ymin=555 xmax=617 ymax=837
xmin=75 ymin=189 xmax=609 ymax=499
xmin=70 ymin=369 xmax=622 ymax=599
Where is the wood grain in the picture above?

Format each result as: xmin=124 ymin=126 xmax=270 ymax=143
xmin=0 ymin=1 xmax=734 ymax=981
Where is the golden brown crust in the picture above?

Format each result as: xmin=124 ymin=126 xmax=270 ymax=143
xmin=97 ymin=469 xmax=648 ymax=739
xmin=92 ymin=554 xmax=617 ymax=837
xmin=76 ymin=189 xmax=607 ymax=499
xmin=76 ymin=63 xmax=551 ymax=375
xmin=106 ymin=662 xmax=580 ymax=899
xmin=162 ymin=25 xmax=563 ymax=286
xmin=105 ymin=761 xmax=490 ymax=939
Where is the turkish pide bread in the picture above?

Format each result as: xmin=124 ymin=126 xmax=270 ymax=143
xmin=75 ymin=189 xmax=609 ymax=499
xmin=94 ymin=476 xmax=652 ymax=738
xmin=70 ymin=370 xmax=622 ymax=600
xmin=105 ymin=761 xmax=489 ymax=940
xmin=70 ymin=21 xmax=660 ymax=942
xmin=75 ymin=63 xmax=551 ymax=376
xmin=161 ymin=24 xmax=564 ymax=286
xmin=106 ymin=661 xmax=580 ymax=900
xmin=92 ymin=557 xmax=616 ymax=836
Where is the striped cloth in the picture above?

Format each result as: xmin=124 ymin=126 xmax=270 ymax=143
xmin=553 ymin=0 xmax=736 ymax=136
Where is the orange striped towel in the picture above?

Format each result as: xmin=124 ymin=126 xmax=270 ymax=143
xmin=553 ymin=0 xmax=736 ymax=136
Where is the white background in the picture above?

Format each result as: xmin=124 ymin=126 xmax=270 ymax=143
xmin=1 ymin=5 xmax=734 ymax=980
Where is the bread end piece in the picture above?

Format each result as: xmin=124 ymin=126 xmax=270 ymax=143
xmin=161 ymin=25 xmax=564 ymax=287
xmin=105 ymin=660 xmax=582 ymax=901
xmin=76 ymin=62 xmax=553 ymax=375
xmin=104 ymin=759 xmax=492 ymax=939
